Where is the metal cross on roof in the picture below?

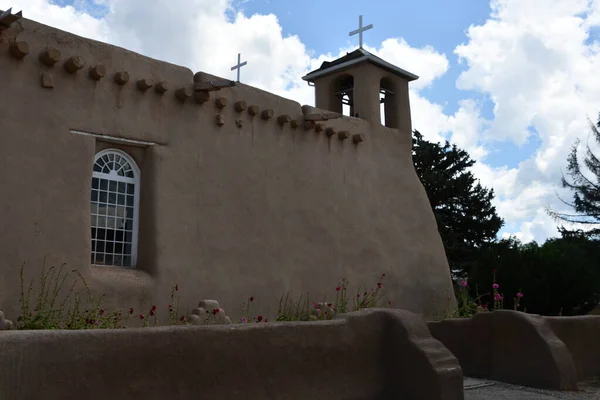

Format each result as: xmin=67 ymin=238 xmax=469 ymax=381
xmin=230 ymin=53 xmax=247 ymax=83
xmin=349 ymin=15 xmax=373 ymax=49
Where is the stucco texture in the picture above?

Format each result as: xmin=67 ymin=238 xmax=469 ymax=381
xmin=0 ymin=17 xmax=455 ymax=322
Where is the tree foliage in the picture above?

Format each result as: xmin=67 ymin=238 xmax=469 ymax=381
xmin=548 ymin=113 xmax=600 ymax=237
xmin=412 ymin=130 xmax=504 ymax=277
xmin=468 ymin=234 xmax=600 ymax=316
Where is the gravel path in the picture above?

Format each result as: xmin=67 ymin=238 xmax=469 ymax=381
xmin=464 ymin=378 xmax=600 ymax=400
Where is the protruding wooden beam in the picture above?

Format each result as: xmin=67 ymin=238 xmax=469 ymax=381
xmin=248 ymin=105 xmax=260 ymax=116
xmin=353 ymin=133 xmax=365 ymax=144
xmin=261 ymin=109 xmax=274 ymax=120
xmin=215 ymin=97 xmax=228 ymax=108
xmin=155 ymin=81 xmax=169 ymax=94
xmin=9 ymin=41 xmax=29 ymax=59
xmin=137 ymin=78 xmax=154 ymax=91
xmin=64 ymin=56 xmax=85 ymax=74
xmin=114 ymin=71 xmax=130 ymax=85
xmin=338 ymin=131 xmax=350 ymax=140
xmin=235 ymin=101 xmax=248 ymax=112
xmin=39 ymin=47 xmax=61 ymax=66
xmin=277 ymin=115 xmax=291 ymax=126
xmin=89 ymin=65 xmax=106 ymax=81
xmin=195 ymin=90 xmax=210 ymax=104
xmin=175 ymin=87 xmax=192 ymax=102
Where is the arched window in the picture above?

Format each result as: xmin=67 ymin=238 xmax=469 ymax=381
xmin=90 ymin=149 xmax=140 ymax=267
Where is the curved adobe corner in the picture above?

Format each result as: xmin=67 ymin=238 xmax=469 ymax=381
xmin=545 ymin=315 xmax=600 ymax=382
xmin=429 ymin=311 xmax=578 ymax=390
xmin=492 ymin=310 xmax=577 ymax=390
xmin=343 ymin=308 xmax=464 ymax=400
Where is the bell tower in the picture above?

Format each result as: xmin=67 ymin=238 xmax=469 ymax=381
xmin=302 ymin=15 xmax=419 ymax=133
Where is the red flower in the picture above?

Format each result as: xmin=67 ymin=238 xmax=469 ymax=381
xmin=377 ymin=283 xmax=382 ymax=289
xmin=264 ymin=319 xmax=268 ymax=323
xmin=129 ymin=308 xmax=134 ymax=314
xmin=99 ymin=309 xmax=105 ymax=315
xmin=327 ymin=303 xmax=332 ymax=307
xmin=356 ymin=294 xmax=360 ymax=298
xmin=139 ymin=314 xmax=144 ymax=320
xmin=336 ymin=286 xmax=341 ymax=291
xmin=175 ymin=284 xmax=179 ymax=291
xmin=257 ymin=315 xmax=263 ymax=322
xmin=381 ymin=273 xmax=386 ymax=277
xmin=249 ymin=296 xmax=254 ymax=302
xmin=179 ymin=316 xmax=185 ymax=322
xmin=168 ymin=304 xmax=173 ymax=311
xmin=212 ymin=308 xmax=219 ymax=315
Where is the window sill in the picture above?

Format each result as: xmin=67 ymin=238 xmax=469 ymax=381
xmin=89 ymin=264 xmax=155 ymax=290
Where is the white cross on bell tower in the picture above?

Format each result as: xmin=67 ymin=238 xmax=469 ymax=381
xmin=349 ymin=15 xmax=373 ymax=49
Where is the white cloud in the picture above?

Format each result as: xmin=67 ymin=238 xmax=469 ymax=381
xmin=455 ymin=0 xmax=600 ymax=242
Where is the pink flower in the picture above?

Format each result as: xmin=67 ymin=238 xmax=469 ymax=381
xmin=516 ymin=292 xmax=524 ymax=298
xmin=494 ymin=293 xmax=503 ymax=301
xmin=241 ymin=317 xmax=248 ymax=323
xmin=492 ymin=283 xmax=499 ymax=289
xmin=459 ymin=280 xmax=468 ymax=287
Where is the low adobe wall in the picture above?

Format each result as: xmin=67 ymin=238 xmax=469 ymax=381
xmin=0 ymin=309 xmax=463 ymax=400
xmin=545 ymin=315 xmax=600 ymax=381
xmin=427 ymin=310 xmax=578 ymax=390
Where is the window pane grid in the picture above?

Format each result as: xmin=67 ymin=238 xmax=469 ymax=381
xmin=90 ymin=151 xmax=138 ymax=268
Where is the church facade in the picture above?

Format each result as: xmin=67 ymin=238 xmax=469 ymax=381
xmin=0 ymin=13 xmax=456 ymax=321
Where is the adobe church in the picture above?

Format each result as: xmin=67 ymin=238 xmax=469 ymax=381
xmin=0 ymin=10 xmax=456 ymax=321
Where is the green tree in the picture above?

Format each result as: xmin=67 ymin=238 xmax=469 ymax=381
xmin=548 ymin=113 xmax=600 ymax=238
xmin=412 ymin=130 xmax=504 ymax=278
xmin=469 ymin=234 xmax=600 ymax=315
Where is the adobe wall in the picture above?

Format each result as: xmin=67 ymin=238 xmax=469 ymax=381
xmin=545 ymin=316 xmax=600 ymax=381
xmin=0 ymin=309 xmax=464 ymax=400
xmin=428 ymin=311 xmax=579 ymax=390
xmin=0 ymin=17 xmax=455 ymax=322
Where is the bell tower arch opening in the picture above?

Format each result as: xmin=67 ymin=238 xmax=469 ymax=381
xmin=333 ymin=74 xmax=355 ymax=117
xmin=380 ymin=77 xmax=397 ymax=128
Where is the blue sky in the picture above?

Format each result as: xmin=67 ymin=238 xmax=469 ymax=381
xmin=6 ymin=0 xmax=600 ymax=243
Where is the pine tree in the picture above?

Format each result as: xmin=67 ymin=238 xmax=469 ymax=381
xmin=412 ymin=130 xmax=504 ymax=277
xmin=548 ymin=113 xmax=600 ymax=237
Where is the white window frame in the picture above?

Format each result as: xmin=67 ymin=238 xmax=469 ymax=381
xmin=91 ymin=149 xmax=141 ymax=268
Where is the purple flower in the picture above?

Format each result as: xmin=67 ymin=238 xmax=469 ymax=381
xmin=516 ymin=292 xmax=524 ymax=298
xmin=459 ymin=280 xmax=468 ymax=287
xmin=492 ymin=283 xmax=499 ymax=289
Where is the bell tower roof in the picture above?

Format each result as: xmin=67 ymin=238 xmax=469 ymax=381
xmin=302 ymin=48 xmax=419 ymax=83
